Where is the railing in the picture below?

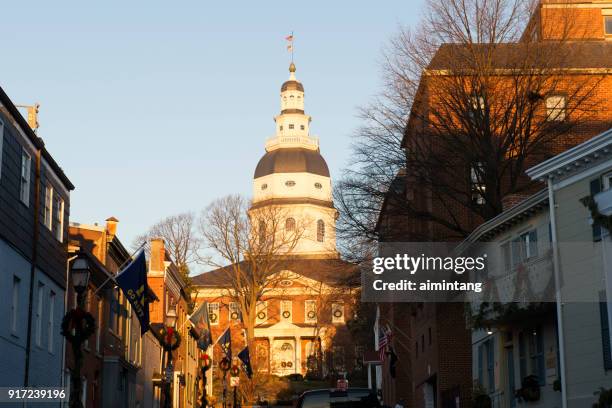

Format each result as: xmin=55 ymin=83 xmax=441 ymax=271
xmin=265 ymin=135 xmax=319 ymax=151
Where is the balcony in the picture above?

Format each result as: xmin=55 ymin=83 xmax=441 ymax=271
xmin=265 ymin=135 xmax=319 ymax=151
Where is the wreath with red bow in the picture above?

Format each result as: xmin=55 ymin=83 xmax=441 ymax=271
xmin=61 ymin=309 xmax=96 ymax=343
xmin=200 ymin=353 xmax=211 ymax=369
xmin=157 ymin=326 xmax=181 ymax=351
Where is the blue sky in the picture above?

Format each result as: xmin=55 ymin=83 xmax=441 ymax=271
xmin=1 ymin=1 xmax=423 ymax=262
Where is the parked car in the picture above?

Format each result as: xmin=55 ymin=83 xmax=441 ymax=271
xmin=295 ymin=388 xmax=381 ymax=408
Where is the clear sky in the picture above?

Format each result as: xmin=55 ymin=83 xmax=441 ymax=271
xmin=1 ymin=1 xmax=423 ymax=268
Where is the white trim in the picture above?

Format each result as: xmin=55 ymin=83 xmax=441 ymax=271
xmin=552 ymin=160 xmax=612 ymax=190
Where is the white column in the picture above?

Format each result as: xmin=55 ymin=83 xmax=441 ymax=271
xmin=295 ymin=337 xmax=301 ymax=374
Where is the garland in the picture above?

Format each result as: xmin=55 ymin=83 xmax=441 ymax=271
xmin=580 ymin=195 xmax=612 ymax=232
xmin=61 ymin=309 xmax=96 ymax=343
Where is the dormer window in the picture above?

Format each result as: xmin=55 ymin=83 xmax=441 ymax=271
xmin=300 ymin=125 xmax=305 ymax=130
xmin=261 ymin=183 xmax=268 ymax=190
xmin=314 ymin=182 xmax=322 ymax=189
xmin=289 ymin=124 xmax=294 ymax=130
xmin=279 ymin=125 xmax=283 ymax=131
xmin=285 ymin=180 xmax=296 ymax=187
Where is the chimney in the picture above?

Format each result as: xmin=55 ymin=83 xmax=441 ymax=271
xmin=502 ymin=194 xmax=529 ymax=211
xmin=150 ymin=238 xmax=166 ymax=272
xmin=105 ymin=216 xmax=119 ymax=240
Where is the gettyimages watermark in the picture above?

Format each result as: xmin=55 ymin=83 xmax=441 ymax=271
xmin=361 ymin=241 xmax=609 ymax=303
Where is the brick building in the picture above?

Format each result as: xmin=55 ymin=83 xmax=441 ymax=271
xmin=377 ymin=1 xmax=612 ymax=407
xmin=148 ymin=238 xmax=200 ymax=408
xmin=0 ymin=86 xmax=74 ymax=390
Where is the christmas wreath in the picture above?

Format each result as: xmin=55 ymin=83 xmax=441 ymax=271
xmin=307 ymin=310 xmax=317 ymax=319
xmin=209 ymin=313 xmax=218 ymax=323
xmin=333 ymin=309 xmax=343 ymax=318
xmin=257 ymin=311 xmax=266 ymax=320
xmin=157 ymin=326 xmax=181 ymax=351
xmin=61 ymin=309 xmax=95 ymax=343
xmin=230 ymin=312 xmax=240 ymax=320
xmin=581 ymin=195 xmax=612 ymax=232
xmin=200 ymin=353 xmax=211 ymax=369
xmin=230 ymin=365 xmax=240 ymax=377
xmin=282 ymin=311 xmax=291 ymax=319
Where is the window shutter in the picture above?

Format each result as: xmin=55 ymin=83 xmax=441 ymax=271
xmin=591 ymin=178 xmax=603 ymax=241
xmin=599 ymin=292 xmax=612 ymax=370
xmin=477 ymin=344 xmax=484 ymax=386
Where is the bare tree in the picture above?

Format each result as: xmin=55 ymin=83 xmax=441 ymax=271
xmin=337 ymin=0 xmax=608 ymax=243
xmin=133 ymin=211 xmax=201 ymax=276
xmin=199 ymin=195 xmax=307 ymax=349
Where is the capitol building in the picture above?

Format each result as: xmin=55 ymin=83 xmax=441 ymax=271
xmin=191 ymin=63 xmax=359 ymax=378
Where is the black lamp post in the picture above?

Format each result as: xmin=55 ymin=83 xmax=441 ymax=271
xmin=61 ymin=255 xmax=95 ymax=408
xmin=155 ymin=306 xmax=180 ymax=408
xmin=199 ymin=353 xmax=211 ymax=408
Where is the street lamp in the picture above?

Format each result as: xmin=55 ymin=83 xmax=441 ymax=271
xmin=61 ymin=254 xmax=95 ymax=408
xmin=155 ymin=305 xmax=181 ymax=408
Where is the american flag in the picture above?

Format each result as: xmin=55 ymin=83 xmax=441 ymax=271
xmin=378 ymin=326 xmax=390 ymax=362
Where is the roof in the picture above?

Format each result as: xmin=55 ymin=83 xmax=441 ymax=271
xmin=527 ymin=127 xmax=612 ymax=181
xmin=0 ymin=86 xmax=74 ymax=190
xmin=427 ymin=42 xmax=612 ymax=71
xmin=458 ymin=189 xmax=549 ymax=248
xmin=254 ymin=147 xmax=330 ymax=178
xmin=191 ymin=257 xmax=359 ymax=287
xmin=281 ymin=80 xmax=304 ymax=92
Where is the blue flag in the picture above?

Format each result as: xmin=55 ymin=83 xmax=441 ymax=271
xmin=238 ymin=347 xmax=253 ymax=378
xmin=190 ymin=301 xmax=213 ymax=350
xmin=116 ymin=249 xmax=150 ymax=335
xmin=217 ymin=328 xmax=232 ymax=360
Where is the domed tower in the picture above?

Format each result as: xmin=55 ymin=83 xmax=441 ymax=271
xmin=251 ymin=63 xmax=338 ymax=257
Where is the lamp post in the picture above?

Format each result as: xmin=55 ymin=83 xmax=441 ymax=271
xmin=155 ymin=306 xmax=181 ymax=408
xmin=61 ymin=255 xmax=95 ymax=408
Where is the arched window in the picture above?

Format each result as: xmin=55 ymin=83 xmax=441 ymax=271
xmin=286 ymin=217 xmax=296 ymax=231
xmin=258 ymin=220 xmax=266 ymax=245
xmin=317 ymin=220 xmax=325 ymax=242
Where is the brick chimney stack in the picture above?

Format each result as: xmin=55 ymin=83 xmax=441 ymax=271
xmin=150 ymin=238 xmax=166 ymax=272
xmin=105 ymin=216 xmax=119 ymax=240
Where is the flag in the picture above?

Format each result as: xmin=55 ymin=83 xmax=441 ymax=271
xmin=287 ymin=44 xmax=293 ymax=52
xmin=285 ymin=34 xmax=294 ymax=41
xmin=190 ymin=302 xmax=213 ymax=350
xmin=115 ymin=249 xmax=150 ymax=335
xmin=388 ymin=346 xmax=398 ymax=378
xmin=378 ymin=326 xmax=388 ymax=362
xmin=286 ymin=33 xmax=294 ymax=53
xmin=217 ymin=328 xmax=232 ymax=360
xmin=237 ymin=347 xmax=253 ymax=378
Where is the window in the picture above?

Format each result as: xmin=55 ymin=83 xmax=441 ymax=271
xmin=20 ymin=150 xmax=31 ymax=206
xmin=305 ymin=300 xmax=317 ymax=323
xmin=36 ymin=282 xmax=44 ymax=347
xmin=281 ymin=300 xmax=292 ymax=322
xmin=11 ymin=276 xmax=20 ymax=335
xmin=528 ymin=327 xmax=545 ymax=385
xmin=470 ymin=95 xmax=485 ymax=120
xmin=546 ymin=95 xmax=566 ymax=121
xmin=279 ymin=125 xmax=283 ymax=131
xmin=0 ymin=119 xmax=4 ymax=179
xmin=289 ymin=124 xmax=294 ymax=130
xmin=314 ymin=182 xmax=322 ymax=189
xmin=208 ymin=303 xmax=219 ymax=325
xmin=48 ymin=291 xmax=55 ymax=352
xmin=286 ymin=217 xmax=296 ymax=231
xmin=285 ymin=180 xmax=296 ymax=187
xmin=44 ymin=184 xmax=53 ymax=230
xmin=332 ymin=303 xmax=344 ymax=323
xmin=300 ymin=125 xmax=305 ymax=130
xmin=229 ymin=302 xmax=241 ymax=322
xmin=54 ymin=196 xmax=65 ymax=242
xmin=261 ymin=183 xmax=268 ymax=190
xmin=471 ymin=163 xmax=486 ymax=205
xmin=603 ymin=172 xmax=612 ymax=190
xmin=256 ymin=300 xmax=267 ymax=324
xmin=333 ymin=346 xmax=345 ymax=371
xmin=96 ymin=298 xmax=103 ymax=353
xmin=606 ymin=16 xmax=612 ymax=35
xmin=317 ymin=220 xmax=325 ymax=242
xmin=258 ymin=219 xmax=267 ymax=246
xmin=511 ymin=229 xmax=538 ymax=267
